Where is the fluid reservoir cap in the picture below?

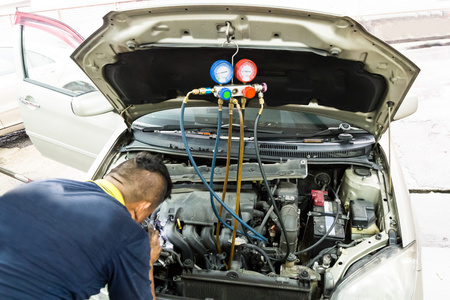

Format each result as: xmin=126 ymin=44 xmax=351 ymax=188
xmin=219 ymin=88 xmax=232 ymax=100
xmin=242 ymin=86 xmax=256 ymax=99
xmin=354 ymin=167 xmax=371 ymax=177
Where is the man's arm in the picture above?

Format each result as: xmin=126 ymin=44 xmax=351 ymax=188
xmin=149 ymin=267 xmax=156 ymax=300
xmin=148 ymin=227 xmax=162 ymax=299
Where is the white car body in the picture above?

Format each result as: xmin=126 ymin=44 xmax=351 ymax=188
xmin=0 ymin=46 xmax=24 ymax=136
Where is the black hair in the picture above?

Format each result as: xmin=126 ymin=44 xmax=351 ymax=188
xmin=110 ymin=152 xmax=172 ymax=200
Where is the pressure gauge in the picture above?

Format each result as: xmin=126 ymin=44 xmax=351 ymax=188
xmin=235 ymin=59 xmax=257 ymax=83
xmin=210 ymin=60 xmax=234 ymax=84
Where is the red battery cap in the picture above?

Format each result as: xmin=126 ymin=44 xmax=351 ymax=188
xmin=312 ymin=190 xmax=328 ymax=207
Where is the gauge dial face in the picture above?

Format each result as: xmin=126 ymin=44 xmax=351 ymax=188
xmin=210 ymin=60 xmax=234 ymax=84
xmin=235 ymin=59 xmax=257 ymax=83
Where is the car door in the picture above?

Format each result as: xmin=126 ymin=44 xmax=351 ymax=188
xmin=14 ymin=12 xmax=125 ymax=171
xmin=0 ymin=46 xmax=23 ymax=136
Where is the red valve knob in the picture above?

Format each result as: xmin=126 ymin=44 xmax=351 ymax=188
xmin=242 ymin=86 xmax=256 ymax=99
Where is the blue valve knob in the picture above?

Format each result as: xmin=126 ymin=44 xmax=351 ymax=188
xmin=219 ymin=88 xmax=232 ymax=100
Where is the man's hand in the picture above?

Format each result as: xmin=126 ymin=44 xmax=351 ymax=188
xmin=148 ymin=226 xmax=161 ymax=299
xmin=148 ymin=226 xmax=161 ymax=265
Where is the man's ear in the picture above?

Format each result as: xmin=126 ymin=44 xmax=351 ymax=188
xmin=134 ymin=201 xmax=152 ymax=223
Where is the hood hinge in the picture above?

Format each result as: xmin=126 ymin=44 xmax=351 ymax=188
xmin=120 ymin=105 xmax=133 ymax=127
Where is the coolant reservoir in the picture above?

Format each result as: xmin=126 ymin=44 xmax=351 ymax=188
xmin=339 ymin=167 xmax=381 ymax=211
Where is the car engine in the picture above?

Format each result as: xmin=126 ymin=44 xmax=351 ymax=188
xmin=135 ymin=153 xmax=394 ymax=300
xmin=105 ymin=48 xmax=399 ymax=299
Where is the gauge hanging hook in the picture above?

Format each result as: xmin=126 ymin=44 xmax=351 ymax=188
xmin=225 ymin=21 xmax=232 ymax=43
xmin=222 ymin=21 xmax=239 ymax=64
xmin=222 ymin=39 xmax=239 ymax=65
xmin=222 ymin=40 xmax=239 ymax=84
xmin=222 ymin=21 xmax=239 ymax=83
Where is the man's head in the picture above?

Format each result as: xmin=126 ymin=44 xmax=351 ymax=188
xmin=104 ymin=152 xmax=172 ymax=223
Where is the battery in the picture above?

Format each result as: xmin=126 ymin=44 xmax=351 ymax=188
xmin=308 ymin=191 xmax=346 ymax=255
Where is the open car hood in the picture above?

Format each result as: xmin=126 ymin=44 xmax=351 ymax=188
xmin=72 ymin=4 xmax=419 ymax=140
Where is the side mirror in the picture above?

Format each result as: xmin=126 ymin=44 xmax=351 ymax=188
xmin=71 ymin=91 xmax=114 ymax=116
xmin=393 ymin=95 xmax=418 ymax=121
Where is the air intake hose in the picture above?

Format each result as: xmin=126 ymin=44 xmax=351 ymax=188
xmin=279 ymin=204 xmax=300 ymax=254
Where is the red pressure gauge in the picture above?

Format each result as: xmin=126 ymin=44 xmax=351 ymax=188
xmin=235 ymin=59 xmax=257 ymax=83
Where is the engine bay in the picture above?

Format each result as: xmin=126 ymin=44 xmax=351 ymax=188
xmin=123 ymin=152 xmax=397 ymax=300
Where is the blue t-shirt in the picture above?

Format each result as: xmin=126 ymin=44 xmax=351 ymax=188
xmin=0 ymin=179 xmax=153 ymax=300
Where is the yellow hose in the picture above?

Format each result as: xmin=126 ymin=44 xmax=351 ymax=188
xmin=228 ymin=99 xmax=245 ymax=268
xmin=215 ymin=101 xmax=234 ymax=260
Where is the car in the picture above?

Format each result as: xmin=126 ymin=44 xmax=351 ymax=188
xmin=17 ymin=3 xmax=422 ymax=299
xmin=0 ymin=46 xmax=24 ymax=136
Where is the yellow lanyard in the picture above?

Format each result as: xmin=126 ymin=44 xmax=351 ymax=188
xmin=89 ymin=179 xmax=125 ymax=206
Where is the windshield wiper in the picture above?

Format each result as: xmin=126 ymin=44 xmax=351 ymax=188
xmin=139 ymin=123 xmax=217 ymax=132
xmin=221 ymin=123 xmax=283 ymax=134
xmin=139 ymin=122 xmax=361 ymax=140
xmin=253 ymin=123 xmax=365 ymax=140
xmin=295 ymin=123 xmax=365 ymax=138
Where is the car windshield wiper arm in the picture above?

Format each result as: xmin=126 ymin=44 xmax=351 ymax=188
xmin=139 ymin=123 xmax=282 ymax=134
xmin=221 ymin=123 xmax=282 ymax=134
xmin=141 ymin=123 xmax=216 ymax=132
xmin=140 ymin=122 xmax=360 ymax=137
xmin=295 ymin=123 xmax=364 ymax=138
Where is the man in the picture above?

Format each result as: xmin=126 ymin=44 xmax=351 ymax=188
xmin=0 ymin=152 xmax=172 ymax=299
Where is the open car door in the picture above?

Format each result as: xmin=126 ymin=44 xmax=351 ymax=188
xmin=0 ymin=46 xmax=23 ymax=136
xmin=14 ymin=12 xmax=125 ymax=172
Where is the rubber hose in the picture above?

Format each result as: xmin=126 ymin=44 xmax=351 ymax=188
xmin=180 ymin=101 xmax=267 ymax=242
xmin=216 ymin=103 xmax=234 ymax=251
xmin=254 ymin=112 xmax=290 ymax=261
xmin=209 ymin=108 xmax=223 ymax=253
xmin=245 ymin=244 xmax=276 ymax=274
xmin=207 ymin=107 xmax=263 ymax=242
xmin=228 ymin=102 xmax=245 ymax=267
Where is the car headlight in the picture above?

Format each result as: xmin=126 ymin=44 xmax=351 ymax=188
xmin=331 ymin=242 xmax=419 ymax=300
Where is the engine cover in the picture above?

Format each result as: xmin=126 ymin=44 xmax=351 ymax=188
xmin=157 ymin=190 xmax=257 ymax=226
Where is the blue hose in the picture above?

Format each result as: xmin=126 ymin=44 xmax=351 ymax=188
xmin=208 ymin=109 xmax=225 ymax=228
xmin=208 ymin=109 xmax=262 ymax=241
xmin=180 ymin=101 xmax=267 ymax=242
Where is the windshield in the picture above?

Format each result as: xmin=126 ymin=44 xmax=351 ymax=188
xmin=135 ymin=107 xmax=365 ymax=135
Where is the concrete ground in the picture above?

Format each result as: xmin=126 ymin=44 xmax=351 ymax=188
xmin=411 ymin=194 xmax=450 ymax=299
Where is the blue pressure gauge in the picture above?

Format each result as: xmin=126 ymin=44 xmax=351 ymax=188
xmin=210 ymin=60 xmax=234 ymax=84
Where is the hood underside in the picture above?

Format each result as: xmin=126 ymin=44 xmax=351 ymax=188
xmin=104 ymin=47 xmax=385 ymax=112
xmin=72 ymin=4 xmax=419 ymax=139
